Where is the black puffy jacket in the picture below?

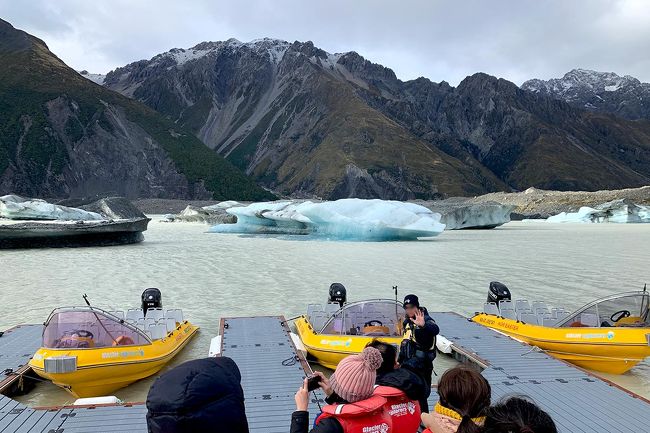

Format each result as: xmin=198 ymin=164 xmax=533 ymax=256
xmin=146 ymin=357 xmax=249 ymax=433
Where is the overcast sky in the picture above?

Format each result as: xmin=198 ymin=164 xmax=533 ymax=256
xmin=1 ymin=0 xmax=649 ymax=86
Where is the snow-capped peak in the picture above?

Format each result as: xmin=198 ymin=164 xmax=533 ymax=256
xmin=78 ymin=70 xmax=106 ymax=85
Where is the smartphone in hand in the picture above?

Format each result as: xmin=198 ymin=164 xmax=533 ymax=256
xmin=306 ymin=374 xmax=321 ymax=392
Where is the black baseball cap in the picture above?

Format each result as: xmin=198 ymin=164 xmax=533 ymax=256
xmin=403 ymin=294 xmax=419 ymax=308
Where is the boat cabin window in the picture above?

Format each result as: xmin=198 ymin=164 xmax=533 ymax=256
xmin=561 ymin=293 xmax=650 ymax=328
xmin=321 ymin=301 xmax=404 ymax=337
xmin=43 ymin=310 xmax=150 ymax=348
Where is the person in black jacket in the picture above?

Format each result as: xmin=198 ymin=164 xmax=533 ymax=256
xmin=398 ymin=294 xmax=440 ymax=413
xmin=146 ymin=357 xmax=249 ymax=433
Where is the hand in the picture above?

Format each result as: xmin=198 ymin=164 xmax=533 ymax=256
xmin=422 ymin=412 xmax=446 ymax=433
xmin=295 ymin=378 xmax=309 ymax=411
xmin=414 ymin=309 xmax=425 ymax=327
xmin=314 ymin=371 xmax=333 ymax=396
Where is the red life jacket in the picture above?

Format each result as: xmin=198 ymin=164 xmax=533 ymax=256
xmin=316 ymin=395 xmax=392 ymax=433
xmin=373 ymin=385 xmax=421 ymax=433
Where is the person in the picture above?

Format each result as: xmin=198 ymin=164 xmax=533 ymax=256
xmin=420 ymin=366 xmax=491 ymax=433
xmin=398 ymin=293 xmax=440 ymax=412
xmin=367 ymin=340 xmax=426 ymax=433
xmin=481 ymin=397 xmax=558 ymax=433
xmin=291 ymin=347 xmax=391 ymax=433
xmin=146 ymin=357 xmax=249 ymax=433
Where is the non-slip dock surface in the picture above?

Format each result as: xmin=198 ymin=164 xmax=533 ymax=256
xmin=0 ymin=325 xmax=42 ymax=393
xmin=220 ymin=316 xmax=324 ymax=433
xmin=430 ymin=312 xmax=650 ymax=433
xmin=0 ymin=394 xmax=147 ymax=433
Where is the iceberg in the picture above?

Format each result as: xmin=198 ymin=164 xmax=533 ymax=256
xmin=209 ymin=199 xmax=446 ymax=241
xmin=0 ymin=195 xmax=104 ymax=221
xmin=546 ymin=199 xmax=650 ymax=223
xmin=420 ymin=199 xmax=514 ymax=229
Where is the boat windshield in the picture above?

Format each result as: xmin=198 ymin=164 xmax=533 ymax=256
xmin=43 ymin=308 xmax=151 ymax=348
xmin=321 ymin=299 xmax=404 ymax=337
xmin=559 ymin=291 xmax=650 ymax=328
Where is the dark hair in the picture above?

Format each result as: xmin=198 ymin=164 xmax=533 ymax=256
xmin=482 ymin=397 xmax=557 ymax=433
xmin=365 ymin=339 xmax=397 ymax=375
xmin=437 ymin=366 xmax=491 ymax=433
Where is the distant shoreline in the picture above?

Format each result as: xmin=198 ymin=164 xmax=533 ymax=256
xmin=132 ymin=185 xmax=650 ymax=219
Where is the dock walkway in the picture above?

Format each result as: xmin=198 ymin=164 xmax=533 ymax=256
xmin=431 ymin=312 xmax=650 ymax=433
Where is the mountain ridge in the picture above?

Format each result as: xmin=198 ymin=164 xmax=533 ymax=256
xmin=0 ymin=20 xmax=274 ymax=201
xmin=102 ymin=38 xmax=650 ymax=197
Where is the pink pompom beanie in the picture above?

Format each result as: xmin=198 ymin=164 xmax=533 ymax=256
xmin=329 ymin=347 xmax=383 ymax=403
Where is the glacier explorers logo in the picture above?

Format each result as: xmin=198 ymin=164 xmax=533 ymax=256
xmin=362 ymin=423 xmax=389 ymax=433
xmin=407 ymin=401 xmax=416 ymax=415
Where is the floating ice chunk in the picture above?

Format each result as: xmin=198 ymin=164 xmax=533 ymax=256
xmin=0 ymin=195 xmax=104 ymax=221
xmin=546 ymin=199 xmax=650 ymax=223
xmin=209 ymin=199 xmax=445 ymax=241
xmin=202 ymin=201 xmax=241 ymax=211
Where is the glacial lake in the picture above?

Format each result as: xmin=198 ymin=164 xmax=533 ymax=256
xmin=2 ymin=219 xmax=649 ymax=406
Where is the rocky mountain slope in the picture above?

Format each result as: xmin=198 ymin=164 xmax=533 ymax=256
xmin=522 ymin=69 xmax=650 ymax=120
xmin=0 ymin=20 xmax=273 ymax=201
xmin=103 ymin=40 xmax=650 ymax=198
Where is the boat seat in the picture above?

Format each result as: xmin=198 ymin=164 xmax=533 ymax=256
xmin=148 ymin=323 xmax=167 ymax=340
xmin=146 ymin=308 xmax=165 ymax=321
xmin=501 ymin=309 xmax=517 ymax=320
xmin=483 ymin=302 xmax=499 ymax=316
xmin=165 ymin=318 xmax=178 ymax=333
xmin=324 ymin=303 xmax=340 ymax=316
xmin=498 ymin=300 xmax=514 ymax=310
xmin=517 ymin=309 xmax=533 ymax=321
xmin=126 ymin=309 xmax=144 ymax=321
xmin=580 ymin=312 xmax=599 ymax=327
xmin=543 ymin=317 xmax=559 ymax=327
xmin=556 ymin=311 xmax=571 ymax=321
xmin=535 ymin=307 xmax=550 ymax=316
xmin=537 ymin=313 xmax=552 ymax=326
xmin=531 ymin=301 xmax=547 ymax=312
xmin=108 ymin=311 xmax=125 ymax=320
xmin=519 ymin=312 xmax=538 ymax=324
xmin=515 ymin=300 xmax=531 ymax=312
xmin=310 ymin=311 xmax=328 ymax=331
xmin=307 ymin=304 xmax=323 ymax=317
xmin=166 ymin=309 xmax=184 ymax=324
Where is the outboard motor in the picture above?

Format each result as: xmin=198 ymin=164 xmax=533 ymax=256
xmin=487 ymin=281 xmax=511 ymax=306
xmin=328 ymin=283 xmax=347 ymax=307
xmin=142 ymin=287 xmax=163 ymax=315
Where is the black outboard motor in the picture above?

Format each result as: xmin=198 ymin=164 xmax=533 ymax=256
xmin=328 ymin=283 xmax=347 ymax=307
xmin=487 ymin=281 xmax=511 ymax=306
xmin=142 ymin=287 xmax=163 ymax=315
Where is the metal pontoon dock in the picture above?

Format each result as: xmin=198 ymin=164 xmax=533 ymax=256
xmin=429 ymin=312 xmax=650 ymax=433
xmin=2 ymin=314 xmax=650 ymax=433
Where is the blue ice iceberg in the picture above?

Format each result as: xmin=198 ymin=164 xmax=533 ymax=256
xmin=546 ymin=199 xmax=650 ymax=223
xmin=208 ymin=199 xmax=446 ymax=240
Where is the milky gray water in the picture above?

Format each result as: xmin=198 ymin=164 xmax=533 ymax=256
xmin=2 ymin=219 xmax=649 ymax=406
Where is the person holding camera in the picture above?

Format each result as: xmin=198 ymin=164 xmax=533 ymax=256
xmin=399 ymin=294 xmax=440 ymax=413
xmin=291 ymin=347 xmax=391 ymax=433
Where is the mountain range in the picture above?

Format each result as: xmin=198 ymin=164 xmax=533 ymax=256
xmin=1 ymin=20 xmax=649 ymax=200
xmin=0 ymin=19 xmax=273 ymax=200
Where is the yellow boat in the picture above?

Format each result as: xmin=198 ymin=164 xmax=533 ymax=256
xmin=294 ymin=299 xmax=404 ymax=369
xmin=472 ymin=285 xmax=650 ymax=375
xmin=29 ymin=297 xmax=198 ymax=398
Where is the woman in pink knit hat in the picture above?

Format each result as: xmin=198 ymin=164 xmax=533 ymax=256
xmin=291 ymin=346 xmax=392 ymax=433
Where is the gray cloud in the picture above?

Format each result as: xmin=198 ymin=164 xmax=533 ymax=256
xmin=1 ymin=0 xmax=649 ymax=85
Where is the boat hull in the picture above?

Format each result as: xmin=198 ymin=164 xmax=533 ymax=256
xmin=294 ymin=316 xmax=402 ymax=370
xmin=472 ymin=313 xmax=650 ymax=374
xmin=29 ymin=321 xmax=198 ymax=398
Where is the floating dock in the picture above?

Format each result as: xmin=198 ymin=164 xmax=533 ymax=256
xmin=0 ymin=325 xmax=43 ymax=395
xmin=430 ymin=312 xmax=650 ymax=433
xmin=2 ymin=314 xmax=650 ymax=433
xmin=218 ymin=316 xmax=325 ymax=432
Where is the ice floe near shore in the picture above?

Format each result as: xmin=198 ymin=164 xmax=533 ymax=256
xmin=0 ymin=195 xmax=104 ymax=221
xmin=209 ymin=199 xmax=446 ymax=240
xmin=546 ymin=199 xmax=650 ymax=223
